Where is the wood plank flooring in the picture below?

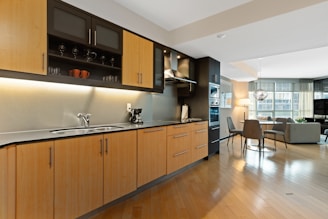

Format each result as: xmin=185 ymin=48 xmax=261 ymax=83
xmin=89 ymin=136 xmax=328 ymax=219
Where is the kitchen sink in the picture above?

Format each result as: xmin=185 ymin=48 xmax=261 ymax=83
xmin=50 ymin=128 xmax=95 ymax=135
xmin=50 ymin=126 xmax=123 ymax=135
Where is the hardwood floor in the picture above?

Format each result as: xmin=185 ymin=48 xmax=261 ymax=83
xmin=89 ymin=136 xmax=328 ymax=219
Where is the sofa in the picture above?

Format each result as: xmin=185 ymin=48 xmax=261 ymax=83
xmin=261 ymin=118 xmax=321 ymax=144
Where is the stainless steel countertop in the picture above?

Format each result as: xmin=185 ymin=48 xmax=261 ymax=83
xmin=0 ymin=120 xmax=201 ymax=148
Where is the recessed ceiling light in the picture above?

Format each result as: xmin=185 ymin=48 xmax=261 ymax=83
xmin=217 ymin=33 xmax=226 ymax=39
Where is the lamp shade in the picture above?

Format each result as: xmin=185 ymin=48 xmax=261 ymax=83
xmin=238 ymin=98 xmax=250 ymax=107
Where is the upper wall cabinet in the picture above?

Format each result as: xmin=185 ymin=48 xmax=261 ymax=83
xmin=0 ymin=0 xmax=47 ymax=75
xmin=122 ymin=30 xmax=154 ymax=89
xmin=48 ymin=0 xmax=122 ymax=54
xmin=153 ymin=43 xmax=165 ymax=92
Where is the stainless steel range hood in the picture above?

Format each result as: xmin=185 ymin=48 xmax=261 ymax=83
xmin=164 ymin=50 xmax=197 ymax=84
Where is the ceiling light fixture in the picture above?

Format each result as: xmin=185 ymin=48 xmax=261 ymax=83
xmin=253 ymin=59 xmax=268 ymax=101
xmin=216 ymin=33 xmax=226 ymax=39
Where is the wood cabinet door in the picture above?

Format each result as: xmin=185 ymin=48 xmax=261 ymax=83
xmin=191 ymin=122 xmax=208 ymax=162
xmin=122 ymin=30 xmax=154 ymax=88
xmin=16 ymin=141 xmax=54 ymax=219
xmin=122 ymin=30 xmax=140 ymax=87
xmin=54 ymin=135 xmax=103 ymax=219
xmin=139 ymin=37 xmax=154 ymax=88
xmin=0 ymin=145 xmax=16 ymax=219
xmin=0 ymin=0 xmax=47 ymax=74
xmin=137 ymin=127 xmax=167 ymax=187
xmin=103 ymin=131 xmax=137 ymax=203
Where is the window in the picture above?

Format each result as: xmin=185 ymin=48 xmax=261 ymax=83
xmin=249 ymin=79 xmax=313 ymax=119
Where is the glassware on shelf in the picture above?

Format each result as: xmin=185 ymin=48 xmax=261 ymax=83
xmin=100 ymin=55 xmax=106 ymax=65
xmin=58 ymin=43 xmax=66 ymax=56
xmin=72 ymin=47 xmax=79 ymax=59
xmin=110 ymin=57 xmax=115 ymax=67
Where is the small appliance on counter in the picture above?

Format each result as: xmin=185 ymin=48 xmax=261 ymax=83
xmin=129 ymin=108 xmax=143 ymax=124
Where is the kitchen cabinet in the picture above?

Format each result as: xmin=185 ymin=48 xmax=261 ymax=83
xmin=191 ymin=121 xmax=208 ymax=162
xmin=0 ymin=145 xmax=15 ymax=219
xmin=0 ymin=0 xmax=47 ymax=74
xmin=54 ymin=135 xmax=103 ymax=219
xmin=47 ymin=0 xmax=122 ymax=84
xmin=48 ymin=0 xmax=122 ymax=54
xmin=153 ymin=43 xmax=165 ymax=92
xmin=16 ymin=141 xmax=54 ymax=219
xmin=103 ymin=131 xmax=137 ymax=203
xmin=122 ymin=30 xmax=154 ymax=88
xmin=137 ymin=127 xmax=167 ymax=186
xmin=167 ymin=124 xmax=192 ymax=174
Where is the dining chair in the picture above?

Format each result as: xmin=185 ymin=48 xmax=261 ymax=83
xmin=242 ymin=120 xmax=264 ymax=152
xmin=263 ymin=118 xmax=288 ymax=150
xmin=226 ymin=116 xmax=243 ymax=150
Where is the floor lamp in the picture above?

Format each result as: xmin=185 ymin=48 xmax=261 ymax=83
xmin=238 ymin=98 xmax=250 ymax=121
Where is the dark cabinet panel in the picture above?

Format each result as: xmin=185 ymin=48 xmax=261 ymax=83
xmin=48 ymin=0 xmax=91 ymax=45
xmin=208 ymin=57 xmax=220 ymax=83
xmin=48 ymin=0 xmax=122 ymax=54
xmin=153 ymin=44 xmax=164 ymax=92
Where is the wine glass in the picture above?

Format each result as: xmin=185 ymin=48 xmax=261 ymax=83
xmin=110 ymin=57 xmax=115 ymax=67
xmin=72 ymin=47 xmax=79 ymax=59
xmin=100 ymin=55 xmax=106 ymax=65
xmin=58 ymin=43 xmax=66 ymax=56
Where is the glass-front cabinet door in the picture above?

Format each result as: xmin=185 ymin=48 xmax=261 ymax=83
xmin=153 ymin=44 xmax=164 ymax=92
xmin=48 ymin=0 xmax=91 ymax=45
xmin=92 ymin=18 xmax=122 ymax=54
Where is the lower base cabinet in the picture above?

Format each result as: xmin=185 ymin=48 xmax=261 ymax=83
xmin=167 ymin=124 xmax=192 ymax=174
xmin=16 ymin=141 xmax=54 ymax=219
xmin=103 ymin=131 xmax=137 ymax=203
xmin=137 ymin=127 xmax=167 ymax=186
xmin=191 ymin=121 xmax=208 ymax=162
xmin=0 ymin=145 xmax=15 ymax=219
xmin=54 ymin=135 xmax=104 ymax=219
xmin=1 ymin=122 xmax=208 ymax=218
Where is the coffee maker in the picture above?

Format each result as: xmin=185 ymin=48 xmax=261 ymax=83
xmin=129 ymin=108 xmax=143 ymax=124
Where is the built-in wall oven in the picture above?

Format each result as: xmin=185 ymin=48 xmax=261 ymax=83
xmin=208 ymin=82 xmax=220 ymax=155
xmin=209 ymin=83 xmax=220 ymax=127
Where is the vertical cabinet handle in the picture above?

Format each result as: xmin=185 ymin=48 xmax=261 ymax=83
xmin=49 ymin=147 xmax=52 ymax=168
xmin=105 ymin=138 xmax=108 ymax=154
xmin=42 ymin=53 xmax=45 ymax=72
xmin=100 ymin=139 xmax=103 ymax=155
xmin=88 ymin=29 xmax=92 ymax=45
xmin=94 ymin=30 xmax=97 ymax=46
xmin=140 ymin=73 xmax=143 ymax=84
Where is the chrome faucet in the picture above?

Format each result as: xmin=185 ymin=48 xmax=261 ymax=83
xmin=77 ymin=113 xmax=91 ymax=127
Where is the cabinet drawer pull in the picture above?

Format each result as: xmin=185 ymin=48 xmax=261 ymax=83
xmin=211 ymin=139 xmax=220 ymax=144
xmin=144 ymin=128 xmax=163 ymax=133
xmin=173 ymin=133 xmax=188 ymax=138
xmin=173 ymin=125 xmax=187 ymax=129
xmin=88 ymin=29 xmax=92 ymax=44
xmin=174 ymin=150 xmax=188 ymax=157
xmin=196 ymin=144 xmax=207 ymax=149
xmin=196 ymin=129 xmax=207 ymax=133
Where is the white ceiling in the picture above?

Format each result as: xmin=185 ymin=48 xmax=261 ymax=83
xmin=64 ymin=0 xmax=328 ymax=82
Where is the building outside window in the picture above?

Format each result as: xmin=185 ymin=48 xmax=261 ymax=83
xmin=248 ymin=79 xmax=313 ymax=119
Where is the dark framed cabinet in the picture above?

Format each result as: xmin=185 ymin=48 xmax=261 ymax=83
xmin=47 ymin=0 xmax=122 ymax=86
